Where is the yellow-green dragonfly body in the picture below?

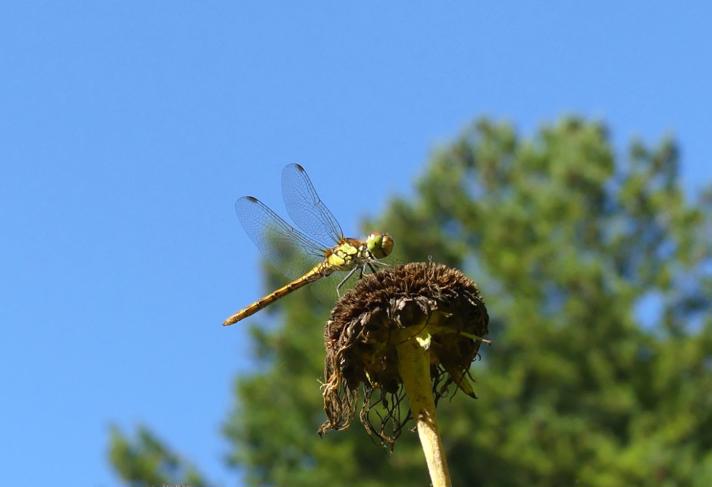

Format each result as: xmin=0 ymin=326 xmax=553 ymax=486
xmin=223 ymin=163 xmax=393 ymax=326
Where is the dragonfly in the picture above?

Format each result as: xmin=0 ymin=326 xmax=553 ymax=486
xmin=223 ymin=163 xmax=394 ymax=326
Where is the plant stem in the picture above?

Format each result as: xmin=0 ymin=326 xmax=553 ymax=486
xmin=396 ymin=328 xmax=452 ymax=487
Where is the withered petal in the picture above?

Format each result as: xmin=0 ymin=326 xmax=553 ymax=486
xmin=319 ymin=262 xmax=489 ymax=448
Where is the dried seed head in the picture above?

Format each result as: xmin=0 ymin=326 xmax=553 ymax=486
xmin=319 ymin=262 xmax=489 ymax=448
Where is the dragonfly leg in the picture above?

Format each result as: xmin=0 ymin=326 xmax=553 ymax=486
xmin=336 ymin=266 xmax=359 ymax=297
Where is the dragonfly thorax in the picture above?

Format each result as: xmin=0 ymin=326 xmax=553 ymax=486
xmin=326 ymin=239 xmax=369 ymax=270
xmin=325 ymin=233 xmax=394 ymax=271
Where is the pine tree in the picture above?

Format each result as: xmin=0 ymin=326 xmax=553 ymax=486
xmin=110 ymin=117 xmax=712 ymax=487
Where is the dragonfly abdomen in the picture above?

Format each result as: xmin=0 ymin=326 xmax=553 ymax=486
xmin=223 ymin=262 xmax=333 ymax=326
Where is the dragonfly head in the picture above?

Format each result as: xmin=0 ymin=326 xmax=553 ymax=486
xmin=366 ymin=232 xmax=394 ymax=259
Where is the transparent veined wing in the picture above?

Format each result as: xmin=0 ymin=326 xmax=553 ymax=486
xmin=281 ymin=163 xmax=344 ymax=248
xmin=235 ymin=196 xmax=327 ymax=280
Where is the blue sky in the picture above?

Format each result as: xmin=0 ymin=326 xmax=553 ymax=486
xmin=0 ymin=2 xmax=710 ymax=486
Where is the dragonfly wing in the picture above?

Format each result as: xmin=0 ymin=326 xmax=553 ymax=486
xmin=235 ymin=196 xmax=326 ymax=280
xmin=281 ymin=163 xmax=345 ymax=248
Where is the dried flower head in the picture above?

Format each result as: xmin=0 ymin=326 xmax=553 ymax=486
xmin=319 ymin=261 xmax=489 ymax=448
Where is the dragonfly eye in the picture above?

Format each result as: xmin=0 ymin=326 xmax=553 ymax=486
xmin=367 ymin=232 xmax=394 ymax=259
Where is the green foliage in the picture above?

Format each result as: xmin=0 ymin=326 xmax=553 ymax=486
xmin=108 ymin=425 xmax=211 ymax=487
xmin=109 ymin=117 xmax=712 ymax=486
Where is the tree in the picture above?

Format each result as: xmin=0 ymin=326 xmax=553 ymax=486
xmin=108 ymin=426 xmax=210 ymax=487
xmin=110 ymin=117 xmax=712 ymax=487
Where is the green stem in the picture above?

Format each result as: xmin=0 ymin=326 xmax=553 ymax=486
xmin=396 ymin=327 xmax=452 ymax=487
